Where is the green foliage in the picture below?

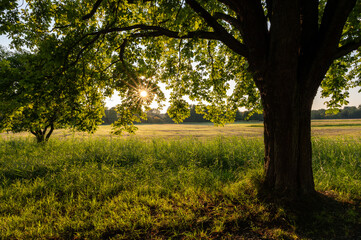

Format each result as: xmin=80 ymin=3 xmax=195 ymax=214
xmin=3 ymin=0 xmax=361 ymax=133
xmin=3 ymin=0 xmax=258 ymax=132
xmin=0 ymin=136 xmax=360 ymax=239
xmin=0 ymin=0 xmax=18 ymax=34
xmin=321 ymin=56 xmax=352 ymax=112
xmin=167 ymin=99 xmax=190 ymax=123
xmin=0 ymin=41 xmax=105 ymax=142
xmin=112 ymin=104 xmax=144 ymax=134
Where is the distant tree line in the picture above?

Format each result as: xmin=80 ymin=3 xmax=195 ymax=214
xmin=103 ymin=105 xmax=361 ymax=125
xmin=311 ymin=105 xmax=361 ymax=119
xmin=102 ymin=105 xmax=264 ymax=124
xmin=103 ymin=108 xmax=119 ymax=124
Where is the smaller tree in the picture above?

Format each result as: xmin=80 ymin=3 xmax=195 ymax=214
xmin=0 ymin=41 xmax=105 ymax=143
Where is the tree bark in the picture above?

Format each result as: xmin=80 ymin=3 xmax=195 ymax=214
xmin=261 ymin=79 xmax=315 ymax=196
xmin=31 ymin=129 xmax=49 ymax=143
xmin=35 ymin=132 xmax=45 ymax=143
xmin=45 ymin=123 xmax=54 ymax=141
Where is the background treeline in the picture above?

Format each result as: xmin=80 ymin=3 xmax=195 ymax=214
xmin=102 ymin=105 xmax=361 ymax=125
xmin=103 ymin=105 xmax=262 ymax=124
xmin=311 ymin=105 xmax=361 ymax=119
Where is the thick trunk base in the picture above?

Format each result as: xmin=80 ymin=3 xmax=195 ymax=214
xmin=262 ymin=95 xmax=315 ymax=197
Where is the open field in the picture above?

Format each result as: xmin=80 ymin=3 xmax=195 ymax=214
xmin=1 ymin=119 xmax=361 ymax=140
xmin=0 ymin=120 xmax=361 ymax=239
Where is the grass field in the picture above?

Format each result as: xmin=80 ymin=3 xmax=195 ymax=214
xmin=2 ymin=119 xmax=361 ymax=140
xmin=0 ymin=120 xmax=361 ymax=239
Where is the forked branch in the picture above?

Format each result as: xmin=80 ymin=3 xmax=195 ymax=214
xmin=213 ymin=12 xmax=242 ymax=32
xmin=185 ymin=0 xmax=248 ymax=57
xmin=333 ymin=39 xmax=361 ymax=60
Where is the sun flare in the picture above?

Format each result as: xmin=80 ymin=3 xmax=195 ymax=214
xmin=140 ymin=90 xmax=148 ymax=98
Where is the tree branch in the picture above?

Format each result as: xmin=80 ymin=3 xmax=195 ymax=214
xmin=333 ymin=39 xmax=361 ymax=60
xmin=131 ymin=29 xmax=219 ymax=40
xmin=318 ymin=0 xmax=357 ymax=58
xmin=45 ymin=123 xmax=54 ymax=141
xmin=51 ymin=24 xmax=72 ymax=31
xmin=119 ymin=39 xmax=128 ymax=62
xmin=117 ymin=39 xmax=141 ymax=85
xmin=213 ymin=12 xmax=242 ymax=32
xmin=185 ymin=0 xmax=248 ymax=57
xmin=43 ymin=125 xmax=48 ymax=135
xmin=299 ymin=0 xmax=318 ymax=49
xmin=88 ymin=24 xmax=219 ymax=40
xmin=297 ymin=0 xmax=319 ymax=86
xmin=226 ymin=0 xmax=268 ymax=72
xmin=307 ymin=0 xmax=357 ymax=94
xmin=265 ymin=0 xmax=273 ymax=20
xmin=217 ymin=0 xmax=239 ymax=12
xmin=82 ymin=0 xmax=103 ymax=20
xmin=73 ymin=34 xmax=101 ymax=67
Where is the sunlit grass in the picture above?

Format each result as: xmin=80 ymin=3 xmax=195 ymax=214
xmin=0 ymin=136 xmax=360 ymax=239
xmin=2 ymin=119 xmax=361 ymax=141
xmin=313 ymin=137 xmax=361 ymax=198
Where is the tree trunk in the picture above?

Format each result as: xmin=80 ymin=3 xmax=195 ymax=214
xmin=261 ymin=82 xmax=315 ymax=196
xmin=35 ymin=133 xmax=45 ymax=143
xmin=31 ymin=127 xmax=53 ymax=143
xmin=45 ymin=123 xmax=54 ymax=142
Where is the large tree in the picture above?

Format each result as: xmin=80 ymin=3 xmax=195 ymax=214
xmin=8 ymin=0 xmax=361 ymax=195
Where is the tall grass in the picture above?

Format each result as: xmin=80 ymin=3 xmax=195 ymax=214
xmin=313 ymin=137 xmax=361 ymax=197
xmin=0 ymin=136 xmax=360 ymax=239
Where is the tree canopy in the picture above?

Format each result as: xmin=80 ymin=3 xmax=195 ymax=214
xmin=2 ymin=0 xmax=361 ymax=195
xmin=4 ymin=1 xmax=360 ymax=123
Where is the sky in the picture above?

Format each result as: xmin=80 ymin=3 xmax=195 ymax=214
xmin=1 ymin=34 xmax=360 ymax=111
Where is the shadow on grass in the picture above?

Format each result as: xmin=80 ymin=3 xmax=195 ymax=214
xmin=257 ymin=189 xmax=361 ymax=240
xmin=0 ymin=165 xmax=59 ymax=186
xmin=293 ymin=193 xmax=361 ymax=240
xmin=97 ymin=173 xmax=361 ymax=240
xmin=46 ymin=179 xmax=361 ymax=239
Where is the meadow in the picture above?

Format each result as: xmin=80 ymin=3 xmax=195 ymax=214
xmin=2 ymin=119 xmax=361 ymax=140
xmin=0 ymin=120 xmax=360 ymax=239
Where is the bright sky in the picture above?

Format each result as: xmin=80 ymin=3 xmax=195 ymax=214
xmin=1 ymin=35 xmax=360 ymax=111
xmin=0 ymin=35 xmax=11 ymax=47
